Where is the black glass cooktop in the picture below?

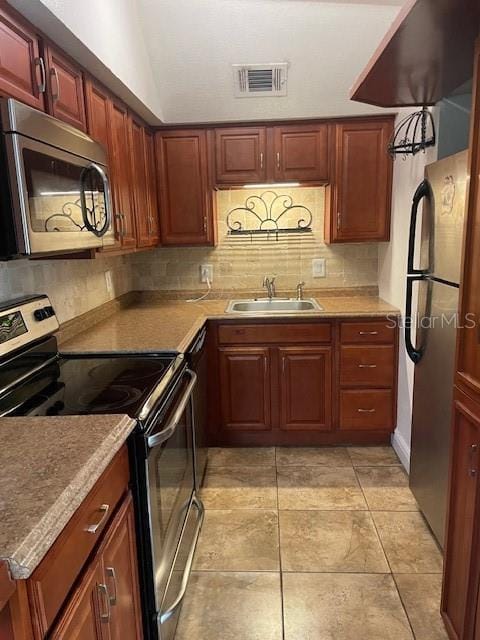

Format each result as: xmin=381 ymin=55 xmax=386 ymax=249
xmin=0 ymin=353 xmax=178 ymax=418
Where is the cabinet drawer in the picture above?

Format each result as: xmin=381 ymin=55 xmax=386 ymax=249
xmin=340 ymin=345 xmax=395 ymax=387
xmin=340 ymin=320 xmax=396 ymax=344
xmin=339 ymin=389 xmax=393 ymax=430
xmin=28 ymin=446 xmax=129 ymax=635
xmin=218 ymin=323 xmax=332 ymax=345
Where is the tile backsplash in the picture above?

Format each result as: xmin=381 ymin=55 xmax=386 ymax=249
xmin=131 ymin=187 xmax=379 ymax=296
xmin=0 ymin=254 xmax=134 ymax=324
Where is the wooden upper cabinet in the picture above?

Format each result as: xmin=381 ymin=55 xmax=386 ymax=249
xmin=156 ymin=129 xmax=214 ymax=246
xmin=43 ymin=44 xmax=86 ymax=131
xmin=144 ymin=129 xmax=161 ymax=245
xmin=273 ymin=124 xmax=329 ymax=182
xmin=278 ymin=346 xmax=332 ymax=431
xmin=326 ymin=119 xmax=393 ymax=243
xmin=0 ymin=5 xmax=44 ymax=109
xmin=219 ymin=347 xmax=271 ymax=431
xmin=108 ymin=98 xmax=136 ymax=248
xmin=214 ymin=127 xmax=267 ymax=185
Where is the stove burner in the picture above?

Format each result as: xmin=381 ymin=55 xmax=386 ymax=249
xmin=87 ymin=361 xmax=166 ymax=385
xmin=76 ymin=384 xmax=143 ymax=412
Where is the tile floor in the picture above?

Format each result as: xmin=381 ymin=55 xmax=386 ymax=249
xmin=174 ymin=446 xmax=448 ymax=640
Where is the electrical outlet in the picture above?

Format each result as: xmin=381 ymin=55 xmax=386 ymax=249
xmin=104 ymin=270 xmax=114 ymax=295
xmin=200 ymin=264 xmax=213 ymax=283
xmin=312 ymin=258 xmax=326 ymax=278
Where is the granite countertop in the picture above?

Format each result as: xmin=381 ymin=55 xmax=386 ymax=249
xmin=60 ymin=293 xmax=400 ymax=354
xmin=0 ymin=415 xmax=135 ymax=580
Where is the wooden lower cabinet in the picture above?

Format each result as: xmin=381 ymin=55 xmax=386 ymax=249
xmin=278 ymin=347 xmax=332 ymax=431
xmin=50 ymin=493 xmax=142 ymax=640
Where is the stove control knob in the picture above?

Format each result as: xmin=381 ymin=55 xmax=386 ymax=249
xmin=44 ymin=306 xmax=55 ymax=318
xmin=34 ymin=307 xmax=51 ymax=321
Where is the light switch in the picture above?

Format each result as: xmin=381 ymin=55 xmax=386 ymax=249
xmin=312 ymin=258 xmax=326 ymax=278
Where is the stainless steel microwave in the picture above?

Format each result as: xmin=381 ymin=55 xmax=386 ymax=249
xmin=0 ymin=98 xmax=114 ymax=258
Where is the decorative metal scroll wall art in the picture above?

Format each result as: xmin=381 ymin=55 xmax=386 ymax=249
xmin=388 ymin=107 xmax=436 ymax=159
xmin=44 ymin=194 xmax=106 ymax=233
xmin=226 ymin=190 xmax=313 ymax=241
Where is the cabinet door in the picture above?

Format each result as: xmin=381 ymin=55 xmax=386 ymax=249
xmin=44 ymin=44 xmax=86 ymax=131
xmin=442 ymin=389 xmax=480 ymax=640
xmin=144 ymin=128 xmax=161 ymax=245
xmin=214 ymin=127 xmax=266 ymax=184
xmin=50 ymin=559 xmax=105 ymax=640
xmin=108 ymin=99 xmax=136 ymax=248
xmin=329 ymin=119 xmax=393 ymax=242
xmin=156 ymin=130 xmax=213 ymax=245
xmin=130 ymin=115 xmax=151 ymax=248
xmin=101 ymin=494 xmax=142 ymax=640
xmin=273 ymin=124 xmax=329 ymax=182
xmin=456 ymin=41 xmax=480 ymax=403
xmin=0 ymin=5 xmax=44 ymax=109
xmin=278 ymin=347 xmax=332 ymax=431
xmin=219 ymin=347 xmax=271 ymax=431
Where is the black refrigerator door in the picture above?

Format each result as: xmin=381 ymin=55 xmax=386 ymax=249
xmin=407 ymin=179 xmax=432 ymax=276
xmin=405 ymin=275 xmax=430 ymax=364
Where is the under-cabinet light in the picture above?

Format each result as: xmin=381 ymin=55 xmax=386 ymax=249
xmin=242 ymin=182 xmax=301 ymax=189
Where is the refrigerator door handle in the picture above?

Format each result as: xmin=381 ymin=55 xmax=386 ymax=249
xmin=408 ymin=179 xmax=431 ymax=276
xmin=405 ymin=275 xmax=426 ymax=364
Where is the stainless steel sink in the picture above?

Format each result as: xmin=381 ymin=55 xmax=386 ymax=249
xmin=226 ymin=298 xmax=323 ymax=313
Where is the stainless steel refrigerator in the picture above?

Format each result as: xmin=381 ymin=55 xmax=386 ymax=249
xmin=406 ymin=150 xmax=468 ymax=548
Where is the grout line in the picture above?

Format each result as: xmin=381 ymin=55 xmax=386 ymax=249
xmin=275 ymin=457 xmax=286 ymax=640
xmin=391 ymin=573 xmax=418 ymax=640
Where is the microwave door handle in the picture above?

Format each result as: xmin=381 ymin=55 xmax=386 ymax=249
xmin=408 ymin=179 xmax=431 ymax=275
xmin=80 ymin=163 xmax=112 ymax=238
xmin=147 ymin=370 xmax=197 ymax=449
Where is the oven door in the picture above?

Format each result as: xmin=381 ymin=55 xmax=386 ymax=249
xmin=4 ymin=133 xmax=114 ymax=255
xmin=145 ymin=368 xmax=203 ymax=638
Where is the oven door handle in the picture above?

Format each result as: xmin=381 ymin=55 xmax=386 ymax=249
xmin=159 ymin=496 xmax=205 ymax=625
xmin=146 ymin=369 xmax=197 ymax=449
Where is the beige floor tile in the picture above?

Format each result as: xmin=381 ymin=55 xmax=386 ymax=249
xmin=283 ymin=573 xmax=414 ymax=640
xmin=395 ymin=574 xmax=449 ymax=640
xmin=175 ymin=572 xmax=283 ymax=640
xmin=193 ymin=510 xmax=279 ymax=571
xmin=356 ymin=466 xmax=419 ymax=511
xmin=348 ymin=446 xmax=401 ymax=467
xmin=280 ymin=510 xmax=389 ymax=572
xmin=208 ymin=447 xmax=275 ymax=467
xmin=277 ymin=466 xmax=367 ymax=510
xmin=276 ymin=446 xmax=352 ymax=467
xmin=200 ymin=466 xmax=277 ymax=509
xmin=372 ymin=511 xmax=443 ymax=573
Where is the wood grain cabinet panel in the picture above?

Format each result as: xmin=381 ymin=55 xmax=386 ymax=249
xmin=215 ymin=127 xmax=267 ymax=184
xmin=273 ymin=124 xmax=329 ymax=182
xmin=339 ymin=389 xmax=393 ymax=430
xmin=144 ymin=128 xmax=161 ymax=245
xmin=219 ymin=347 xmax=271 ymax=431
xmin=326 ymin=119 xmax=393 ymax=243
xmin=340 ymin=320 xmax=396 ymax=344
xmin=0 ymin=5 xmax=44 ymax=109
xmin=44 ymin=44 xmax=86 ymax=131
xmin=340 ymin=345 xmax=394 ymax=387
xmin=130 ymin=115 xmax=151 ymax=248
xmin=156 ymin=130 xmax=214 ymax=245
xmin=278 ymin=347 xmax=332 ymax=431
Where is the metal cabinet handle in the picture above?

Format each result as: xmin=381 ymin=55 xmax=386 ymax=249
xmin=50 ymin=67 xmax=60 ymax=101
xmin=97 ymin=583 xmax=111 ymax=623
xmin=34 ymin=57 xmax=46 ymax=93
xmin=86 ymin=504 xmax=110 ymax=534
xmin=359 ymin=331 xmax=379 ymax=336
xmin=160 ymin=497 xmax=205 ymax=624
xmin=115 ymin=213 xmax=126 ymax=238
xmin=358 ymin=408 xmax=376 ymax=413
xmin=470 ymin=444 xmax=478 ymax=477
xmin=260 ymin=152 xmax=264 ymax=170
xmin=337 ymin=211 xmax=341 ymax=230
xmin=106 ymin=567 xmax=117 ymax=605
xmin=358 ymin=364 xmax=377 ymax=369
xmin=276 ymin=152 xmax=281 ymax=170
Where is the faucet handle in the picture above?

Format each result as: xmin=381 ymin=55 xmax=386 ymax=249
xmin=296 ymin=281 xmax=306 ymax=300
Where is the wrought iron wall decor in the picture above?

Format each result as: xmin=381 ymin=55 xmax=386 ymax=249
xmin=226 ymin=190 xmax=313 ymax=240
xmin=388 ymin=107 xmax=436 ymax=159
xmin=44 ymin=195 xmax=106 ymax=233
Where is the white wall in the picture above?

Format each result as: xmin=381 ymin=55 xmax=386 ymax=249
xmin=8 ymin=0 xmax=163 ymax=123
xmin=378 ymin=108 xmax=438 ymax=471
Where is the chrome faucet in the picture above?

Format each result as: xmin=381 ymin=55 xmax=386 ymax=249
xmin=263 ymin=276 xmax=276 ymax=300
xmin=296 ymin=281 xmax=305 ymax=300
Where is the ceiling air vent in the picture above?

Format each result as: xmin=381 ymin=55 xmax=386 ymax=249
xmin=233 ymin=63 xmax=288 ymax=98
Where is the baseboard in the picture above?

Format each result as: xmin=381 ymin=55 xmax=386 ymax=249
xmin=391 ymin=430 xmax=411 ymax=473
